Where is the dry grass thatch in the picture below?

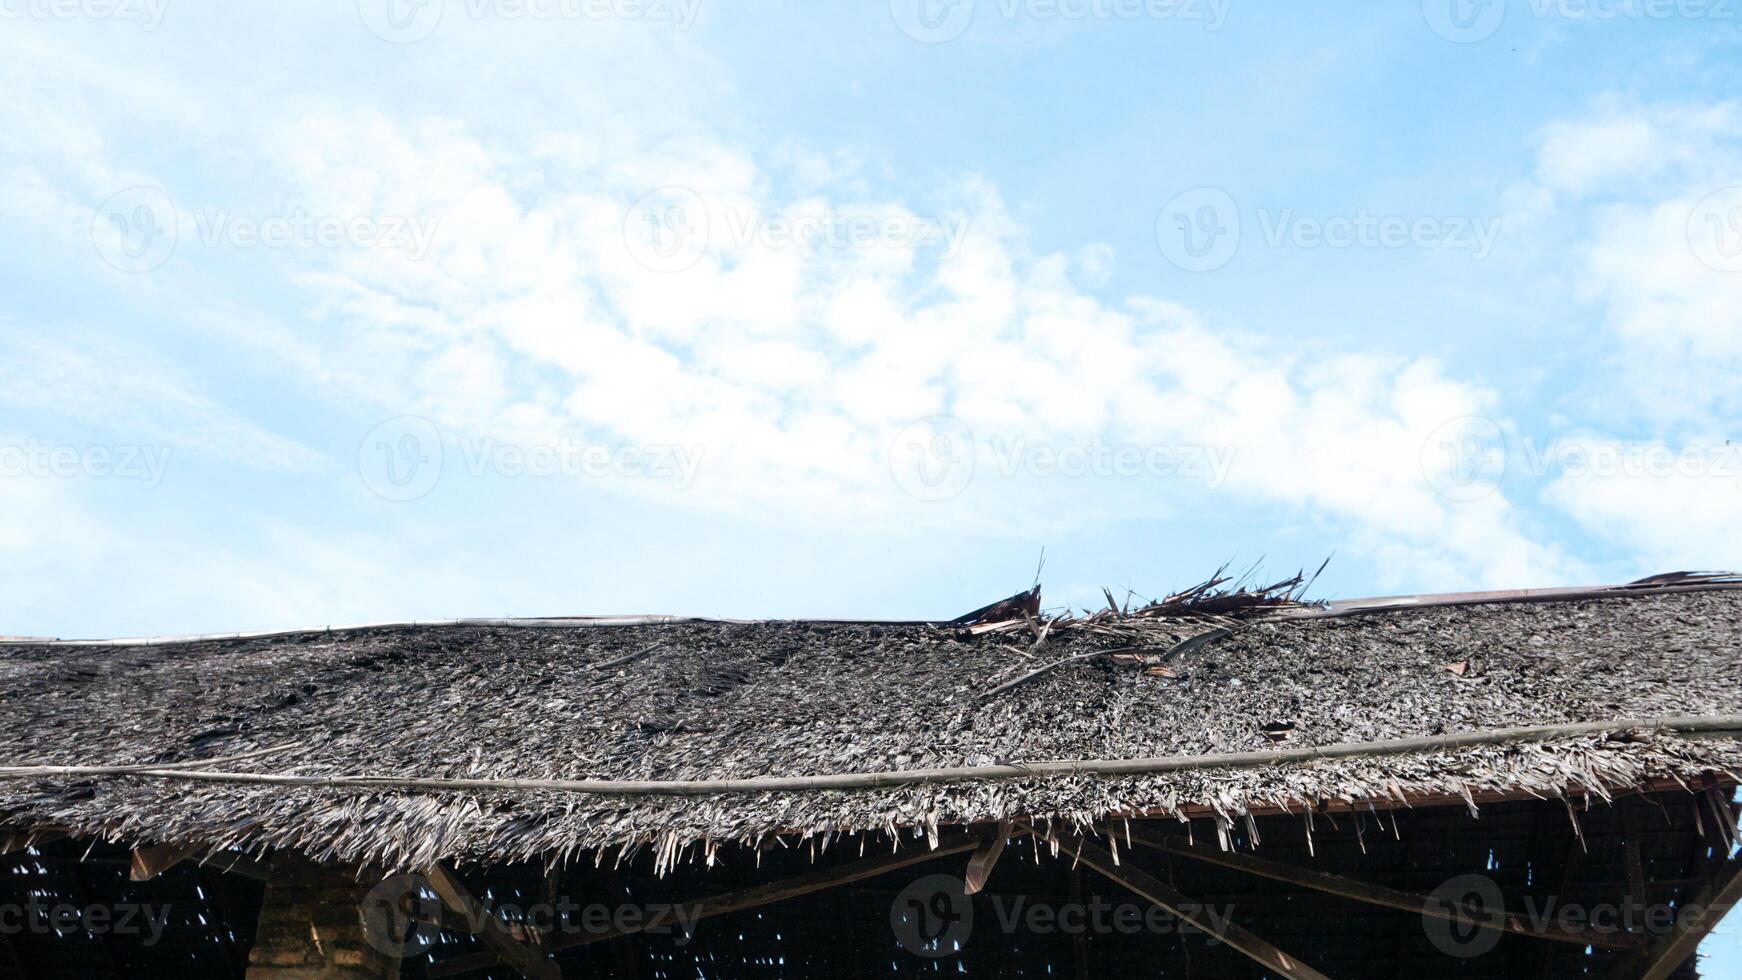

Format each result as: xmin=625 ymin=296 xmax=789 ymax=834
xmin=1 ymin=584 xmax=1740 ymax=872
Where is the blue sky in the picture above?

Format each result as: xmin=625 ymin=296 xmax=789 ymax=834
xmin=3 ymin=1 xmax=1742 ymax=642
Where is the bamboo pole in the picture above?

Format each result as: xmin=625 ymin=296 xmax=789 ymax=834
xmin=0 ymin=715 xmax=1737 ymax=798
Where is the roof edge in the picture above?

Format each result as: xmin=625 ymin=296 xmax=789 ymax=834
xmin=8 ymin=571 xmax=1740 ymax=647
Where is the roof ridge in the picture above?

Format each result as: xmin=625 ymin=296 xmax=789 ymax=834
xmin=7 ymin=571 xmax=1740 ymax=647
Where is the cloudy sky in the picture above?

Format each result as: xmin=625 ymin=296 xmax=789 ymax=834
xmin=2 ymin=2 xmax=1742 ymax=638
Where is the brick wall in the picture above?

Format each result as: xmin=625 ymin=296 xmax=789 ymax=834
xmin=245 ymin=853 xmax=396 ymax=979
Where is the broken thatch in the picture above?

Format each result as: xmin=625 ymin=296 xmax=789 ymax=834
xmin=2 ymin=582 xmax=1740 ymax=873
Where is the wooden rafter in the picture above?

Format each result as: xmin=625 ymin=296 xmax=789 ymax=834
xmin=1123 ymin=826 xmax=1639 ymax=951
xmin=423 ymin=862 xmax=560 ymax=980
xmin=1056 ymin=832 xmax=1332 ymax=980
xmin=130 ymin=842 xmax=202 ymax=882
xmin=0 ymin=828 xmax=65 ymax=857
xmin=1624 ymin=855 xmax=1742 ymax=980
xmin=426 ymin=830 xmax=987 ymax=978
xmin=963 ymin=823 xmax=1011 ymax=896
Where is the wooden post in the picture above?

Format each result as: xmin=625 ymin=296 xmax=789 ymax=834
xmin=245 ymin=853 xmax=398 ymax=979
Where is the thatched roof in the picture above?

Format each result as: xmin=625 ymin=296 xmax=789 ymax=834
xmin=3 ymin=582 xmax=1741 ymax=872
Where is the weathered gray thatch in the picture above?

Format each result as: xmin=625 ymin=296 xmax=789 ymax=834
xmin=2 ymin=589 xmax=1740 ymax=872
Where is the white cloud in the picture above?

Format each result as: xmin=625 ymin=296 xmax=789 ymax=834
xmin=1525 ymin=100 xmax=1742 ymax=422
xmin=1518 ymin=99 xmax=1742 ymax=573
xmin=210 ymin=111 xmax=1567 ymax=588
xmin=1546 ymin=437 xmax=1742 ymax=573
xmin=0 ymin=20 xmax=1582 ymax=598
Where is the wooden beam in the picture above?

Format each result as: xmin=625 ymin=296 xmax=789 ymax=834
xmin=423 ymin=862 xmax=560 ymax=980
xmin=963 ymin=824 xmax=1010 ymax=896
xmin=557 ymin=831 xmax=985 ymax=951
xmin=426 ymin=831 xmax=985 ymax=977
xmin=0 ymin=829 xmax=65 ymax=856
xmin=130 ymin=842 xmax=203 ymax=881
xmin=201 ymin=851 xmax=272 ymax=883
xmin=1624 ymin=856 xmax=1742 ymax=980
xmin=1057 ymin=832 xmax=1332 ymax=980
xmin=1124 ymin=826 xmax=1637 ymax=951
